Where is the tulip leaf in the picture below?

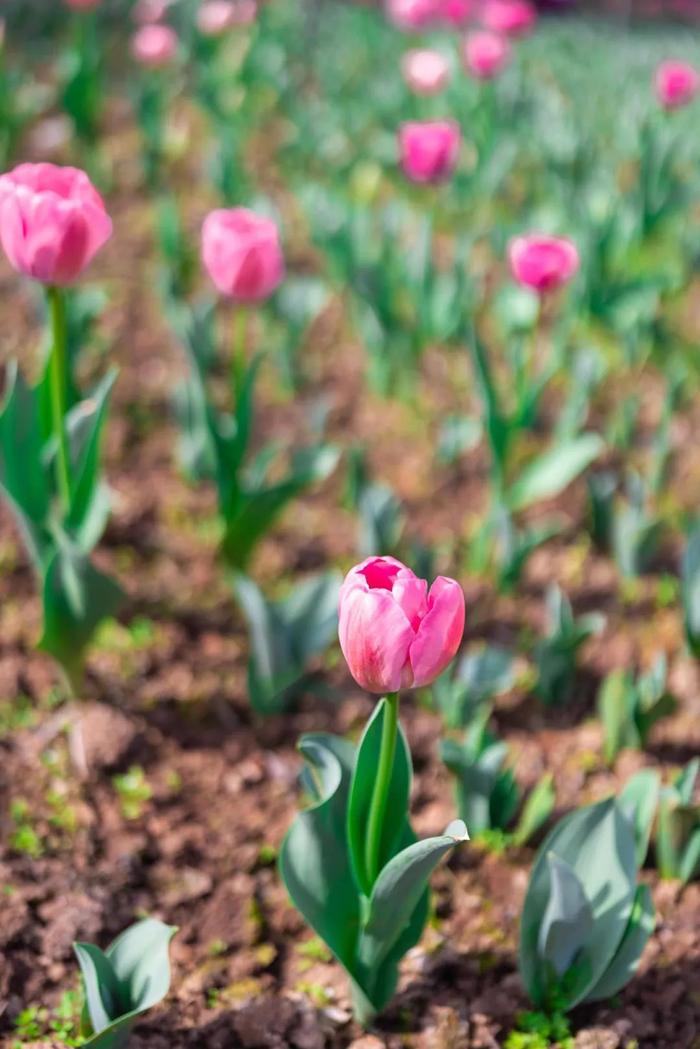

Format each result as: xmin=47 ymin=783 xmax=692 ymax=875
xmin=618 ymin=768 xmax=660 ymax=867
xmin=512 ymin=774 xmax=556 ymax=848
xmin=65 ymin=370 xmax=118 ymax=547
xmin=357 ymin=820 xmax=468 ymax=985
xmin=520 ymin=798 xmax=639 ymax=1010
xmin=279 ymin=734 xmax=361 ymax=972
xmin=39 ymin=537 xmax=124 ymax=690
xmin=537 ymin=853 xmax=593 ymax=980
xmin=347 ymin=697 xmax=414 ymax=897
xmin=584 ymin=884 xmax=654 ymax=1002
xmin=507 ymin=434 xmax=603 ymax=512
xmin=74 ymin=919 xmax=177 ymax=1049
xmin=681 ymin=527 xmax=700 ymax=658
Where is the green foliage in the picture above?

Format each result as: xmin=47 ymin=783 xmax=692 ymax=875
xmin=112 ymin=767 xmax=152 ymax=821
xmin=441 ymin=710 xmax=555 ymax=847
xmin=681 ymin=526 xmax=700 ymax=658
xmin=533 ymin=586 xmax=604 ymax=706
xmin=519 ymin=798 xmax=654 ymax=1013
xmin=0 ymin=363 xmax=122 ymax=689
xmin=74 ymin=918 xmax=177 ymax=1048
xmin=233 ymin=571 xmax=341 ymax=714
xmin=655 ymin=759 xmax=700 ymax=884
xmin=598 ymin=655 xmax=675 ymax=764
xmin=279 ymin=700 xmax=468 ymax=1025
xmin=432 ymin=645 xmax=514 ymax=729
xmin=173 ymin=303 xmax=338 ymax=571
xmin=505 ymin=1010 xmax=573 ymax=1049
xmin=618 ymin=768 xmax=661 ymax=868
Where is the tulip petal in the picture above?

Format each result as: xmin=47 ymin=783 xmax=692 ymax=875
xmin=409 ymin=576 xmax=465 ymax=688
xmin=338 ymin=587 xmax=415 ymax=694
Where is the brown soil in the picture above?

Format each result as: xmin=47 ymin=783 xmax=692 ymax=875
xmin=1 ymin=98 xmax=700 ymax=1049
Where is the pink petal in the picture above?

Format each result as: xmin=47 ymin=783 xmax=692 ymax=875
xmin=338 ymin=587 xmax=414 ymax=694
xmin=409 ymin=576 xmax=465 ymax=688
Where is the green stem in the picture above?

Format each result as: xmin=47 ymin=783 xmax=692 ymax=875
xmin=47 ymin=286 xmax=71 ymax=513
xmin=365 ymin=691 xmax=399 ymax=887
xmin=231 ymin=306 xmax=248 ymax=401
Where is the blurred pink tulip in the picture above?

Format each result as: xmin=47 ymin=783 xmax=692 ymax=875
xmin=338 ymin=556 xmax=465 ymax=694
xmin=438 ymin=0 xmax=474 ymax=26
xmin=201 ymin=208 xmax=285 ymax=303
xmin=386 ymin=0 xmax=437 ymax=32
xmin=131 ymin=24 xmax=178 ymax=67
xmin=463 ymin=30 xmax=511 ymax=79
xmin=401 ymin=49 xmax=451 ymax=95
xmin=231 ymin=0 xmax=257 ymax=24
xmin=0 ymin=163 xmax=112 ymax=286
xmin=655 ymin=60 xmax=700 ymax=109
xmin=197 ymin=1 xmax=236 ymax=35
xmin=481 ymin=0 xmax=536 ymax=36
xmin=398 ymin=120 xmax=461 ymax=183
xmin=133 ymin=0 xmax=174 ymax=23
xmin=508 ymin=234 xmax=579 ymax=294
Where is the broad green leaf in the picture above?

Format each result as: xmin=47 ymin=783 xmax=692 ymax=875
xmin=598 ymin=669 xmax=637 ymax=763
xmin=585 ymin=884 xmax=654 ymax=1001
xmin=65 ymin=370 xmax=118 ymax=549
xmin=682 ymin=528 xmax=700 ymax=657
xmin=538 ymin=854 xmax=593 ymax=979
xmin=618 ymin=769 xmax=660 ymax=867
xmin=347 ymin=698 xmax=413 ymax=896
xmin=39 ymin=539 xmax=123 ymax=689
xmin=74 ymin=943 xmax=125 ymax=1033
xmin=107 ymin=918 xmax=177 ymax=1013
xmin=357 ymin=820 xmax=468 ymax=978
xmin=512 ymin=774 xmax=556 ymax=847
xmin=520 ymin=798 xmax=637 ymax=1010
xmin=279 ymin=734 xmax=361 ymax=973
xmin=508 ymin=434 xmax=603 ymax=513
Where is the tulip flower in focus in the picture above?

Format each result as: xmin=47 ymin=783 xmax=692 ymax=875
xmin=0 ymin=162 xmax=112 ymax=285
xmin=398 ymin=120 xmax=461 ymax=184
xmin=401 ymin=49 xmax=451 ymax=96
xmin=463 ymin=30 xmax=511 ymax=80
xmin=508 ymin=234 xmax=579 ymax=294
xmin=481 ymin=0 xmax=536 ymax=36
xmin=201 ymin=208 xmax=285 ymax=303
xmin=338 ymin=556 xmax=465 ymax=693
xmin=131 ymin=23 xmax=178 ymax=67
xmin=197 ymin=1 xmax=237 ymax=36
xmin=655 ymin=60 xmax=700 ymax=110
xmin=386 ymin=0 xmax=437 ymax=32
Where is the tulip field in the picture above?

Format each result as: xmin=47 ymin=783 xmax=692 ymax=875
xmin=3 ymin=0 xmax=700 ymax=1046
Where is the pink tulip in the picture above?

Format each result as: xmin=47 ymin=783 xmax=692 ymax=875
xmin=64 ymin=0 xmax=101 ymax=9
xmin=0 ymin=163 xmax=112 ymax=286
xmin=508 ymin=234 xmax=580 ymax=294
xmin=481 ymin=0 xmax=536 ymax=36
xmin=231 ymin=0 xmax=258 ymax=24
xmin=463 ymin=30 xmax=511 ymax=79
xmin=201 ymin=208 xmax=285 ymax=303
xmin=398 ymin=120 xmax=461 ymax=184
xmin=401 ymin=49 xmax=451 ymax=96
xmin=386 ymin=0 xmax=437 ymax=32
xmin=131 ymin=24 xmax=178 ymax=67
xmin=133 ymin=0 xmax=174 ymax=23
xmin=338 ymin=556 xmax=465 ymax=694
xmin=437 ymin=0 xmax=474 ymax=26
xmin=655 ymin=60 xmax=700 ymax=110
xmin=197 ymin=0 xmax=236 ymax=35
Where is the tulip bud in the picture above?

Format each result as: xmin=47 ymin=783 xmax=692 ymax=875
xmin=508 ymin=234 xmax=579 ymax=294
xmin=655 ymin=60 xmax=700 ymax=110
xmin=338 ymin=556 xmax=465 ymax=694
xmin=197 ymin=1 xmax=237 ymax=36
xmin=385 ymin=0 xmax=438 ymax=32
xmin=401 ymin=49 xmax=451 ymax=96
xmin=0 ymin=163 xmax=112 ymax=286
xmin=462 ymin=30 xmax=511 ymax=80
xmin=131 ymin=24 xmax=179 ymax=67
xmin=398 ymin=120 xmax=461 ymax=184
xmin=201 ymin=207 xmax=285 ymax=303
xmin=481 ymin=0 xmax=537 ymax=36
